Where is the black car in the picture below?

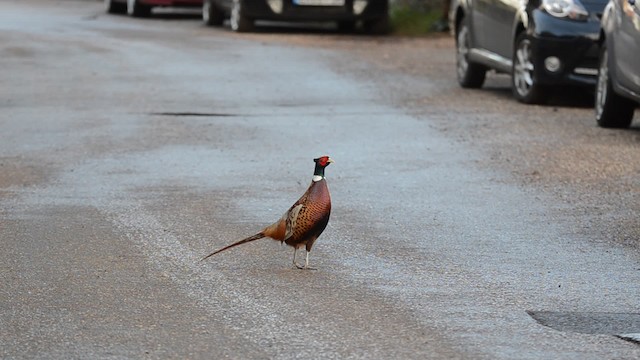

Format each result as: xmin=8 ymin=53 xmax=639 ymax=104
xmin=202 ymin=0 xmax=390 ymax=33
xmin=450 ymin=0 xmax=608 ymax=104
xmin=106 ymin=0 xmax=202 ymax=17
xmin=595 ymin=0 xmax=640 ymax=128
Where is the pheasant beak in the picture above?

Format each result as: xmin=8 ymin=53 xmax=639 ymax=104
xmin=327 ymin=157 xmax=334 ymax=164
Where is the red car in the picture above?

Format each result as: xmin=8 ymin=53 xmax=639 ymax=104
xmin=105 ymin=0 xmax=203 ymax=17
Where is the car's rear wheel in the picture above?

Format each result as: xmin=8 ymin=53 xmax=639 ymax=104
xmin=595 ymin=43 xmax=636 ymax=128
xmin=363 ymin=15 xmax=391 ymax=35
xmin=105 ymin=0 xmax=127 ymax=14
xmin=512 ymin=33 xmax=546 ymax=104
xmin=456 ymin=16 xmax=486 ymax=88
xmin=203 ymin=0 xmax=224 ymax=26
xmin=230 ymin=0 xmax=254 ymax=32
xmin=127 ymin=0 xmax=151 ymax=17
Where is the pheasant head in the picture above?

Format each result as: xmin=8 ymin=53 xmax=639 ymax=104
xmin=313 ymin=156 xmax=334 ymax=181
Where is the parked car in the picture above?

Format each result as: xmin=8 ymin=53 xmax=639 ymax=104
xmin=105 ymin=0 xmax=202 ymax=17
xmin=449 ymin=0 xmax=608 ymax=104
xmin=202 ymin=0 xmax=390 ymax=33
xmin=595 ymin=0 xmax=640 ymax=128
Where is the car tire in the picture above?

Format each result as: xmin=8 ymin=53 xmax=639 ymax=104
xmin=456 ymin=16 xmax=486 ymax=88
xmin=127 ymin=0 xmax=151 ymax=17
xmin=595 ymin=43 xmax=635 ymax=128
xmin=105 ymin=0 xmax=127 ymax=14
xmin=363 ymin=15 xmax=391 ymax=35
xmin=512 ymin=32 xmax=547 ymax=104
xmin=230 ymin=0 xmax=253 ymax=32
xmin=203 ymin=0 xmax=224 ymax=26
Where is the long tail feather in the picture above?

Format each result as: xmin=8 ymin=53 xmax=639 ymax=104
xmin=200 ymin=232 xmax=266 ymax=262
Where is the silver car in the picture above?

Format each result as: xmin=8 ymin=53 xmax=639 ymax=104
xmin=595 ymin=0 xmax=640 ymax=128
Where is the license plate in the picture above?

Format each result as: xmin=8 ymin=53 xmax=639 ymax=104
xmin=293 ymin=0 xmax=345 ymax=6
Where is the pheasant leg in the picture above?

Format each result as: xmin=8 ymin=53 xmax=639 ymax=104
xmin=292 ymin=248 xmax=300 ymax=269
xmin=295 ymin=250 xmax=317 ymax=270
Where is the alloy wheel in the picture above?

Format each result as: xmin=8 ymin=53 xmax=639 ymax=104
xmin=203 ymin=0 xmax=210 ymax=23
xmin=455 ymin=20 xmax=485 ymax=88
xmin=595 ymin=50 xmax=608 ymax=120
xmin=230 ymin=0 xmax=241 ymax=31
xmin=513 ymin=38 xmax=534 ymax=97
xmin=594 ymin=43 xmax=635 ymax=128
xmin=456 ymin=26 xmax=470 ymax=81
xmin=229 ymin=0 xmax=253 ymax=32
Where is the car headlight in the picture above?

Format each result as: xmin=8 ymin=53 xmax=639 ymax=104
xmin=541 ymin=0 xmax=589 ymax=21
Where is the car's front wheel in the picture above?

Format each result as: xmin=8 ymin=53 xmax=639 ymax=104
xmin=595 ymin=43 xmax=636 ymax=128
xmin=456 ymin=17 xmax=486 ymax=88
xmin=105 ymin=0 xmax=127 ymax=14
xmin=230 ymin=0 xmax=254 ymax=32
xmin=127 ymin=0 xmax=151 ymax=17
xmin=203 ymin=0 xmax=224 ymax=26
xmin=512 ymin=33 xmax=546 ymax=104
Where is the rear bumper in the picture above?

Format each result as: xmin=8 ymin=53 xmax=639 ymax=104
xmin=243 ymin=0 xmax=388 ymax=21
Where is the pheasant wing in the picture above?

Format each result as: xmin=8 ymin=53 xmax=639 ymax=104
xmin=284 ymin=203 xmax=303 ymax=241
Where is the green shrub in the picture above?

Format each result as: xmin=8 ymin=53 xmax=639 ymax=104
xmin=389 ymin=5 xmax=443 ymax=35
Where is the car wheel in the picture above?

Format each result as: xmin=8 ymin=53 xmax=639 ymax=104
xmin=456 ymin=16 xmax=486 ymax=88
xmin=512 ymin=32 xmax=546 ymax=104
xmin=203 ymin=0 xmax=224 ymax=26
xmin=105 ymin=0 xmax=127 ymax=14
xmin=230 ymin=0 xmax=253 ymax=32
xmin=595 ymin=43 xmax=635 ymax=128
xmin=363 ymin=15 xmax=391 ymax=35
xmin=127 ymin=0 xmax=151 ymax=17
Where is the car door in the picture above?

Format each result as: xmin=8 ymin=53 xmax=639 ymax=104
xmin=481 ymin=0 xmax=520 ymax=58
xmin=472 ymin=0 xmax=491 ymax=50
xmin=616 ymin=0 xmax=640 ymax=92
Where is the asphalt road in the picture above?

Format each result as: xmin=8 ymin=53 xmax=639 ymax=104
xmin=1 ymin=0 xmax=640 ymax=358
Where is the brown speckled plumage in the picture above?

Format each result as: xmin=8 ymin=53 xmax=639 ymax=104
xmin=201 ymin=156 xmax=333 ymax=269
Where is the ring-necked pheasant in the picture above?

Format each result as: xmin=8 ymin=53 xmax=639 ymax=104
xmin=201 ymin=156 xmax=333 ymax=270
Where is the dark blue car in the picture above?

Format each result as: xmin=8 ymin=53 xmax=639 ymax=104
xmin=450 ymin=0 xmax=608 ymax=104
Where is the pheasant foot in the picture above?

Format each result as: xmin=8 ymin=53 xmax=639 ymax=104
xmin=292 ymin=248 xmax=316 ymax=270
xmin=295 ymin=264 xmax=318 ymax=270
